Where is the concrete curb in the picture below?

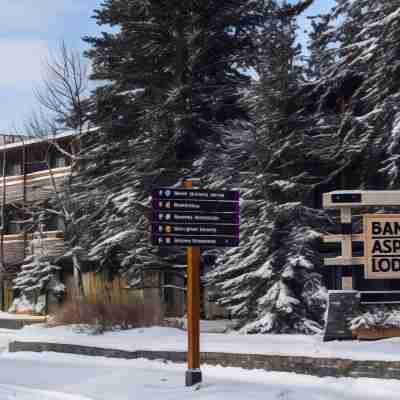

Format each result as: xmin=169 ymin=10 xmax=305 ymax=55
xmin=8 ymin=340 xmax=400 ymax=380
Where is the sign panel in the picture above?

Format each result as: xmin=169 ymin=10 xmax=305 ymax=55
xmin=153 ymin=212 xmax=239 ymax=224
xmin=364 ymin=214 xmax=400 ymax=279
xmin=151 ymin=187 xmax=240 ymax=247
xmin=152 ymin=223 xmax=239 ymax=236
xmin=154 ymin=188 xmax=239 ymax=201
xmin=153 ymin=199 xmax=239 ymax=213
xmin=152 ymin=235 xmax=239 ymax=247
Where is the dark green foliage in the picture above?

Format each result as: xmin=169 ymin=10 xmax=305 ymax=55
xmin=71 ymin=0 xmax=266 ymax=284
xmin=64 ymin=0 xmax=400 ymax=333
xmin=207 ymin=0 xmax=336 ymax=333
xmin=209 ymin=202 xmax=333 ymax=333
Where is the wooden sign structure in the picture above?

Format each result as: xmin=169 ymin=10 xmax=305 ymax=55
xmin=323 ymin=191 xmax=400 ymax=291
xmin=151 ymin=181 xmax=240 ymax=386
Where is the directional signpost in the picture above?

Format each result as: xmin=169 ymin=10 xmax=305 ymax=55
xmin=151 ymin=183 xmax=240 ymax=387
xmin=153 ymin=211 xmax=239 ymax=224
xmin=152 ymin=187 xmax=240 ymax=247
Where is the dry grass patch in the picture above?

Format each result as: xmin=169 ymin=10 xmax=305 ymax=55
xmin=50 ymin=299 xmax=163 ymax=334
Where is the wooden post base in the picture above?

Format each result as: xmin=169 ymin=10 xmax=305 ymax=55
xmin=323 ymin=290 xmax=360 ymax=341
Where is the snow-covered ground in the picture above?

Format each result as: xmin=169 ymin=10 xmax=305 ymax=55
xmin=1 ymin=351 xmax=400 ymax=400
xmin=12 ymin=324 xmax=400 ymax=362
xmin=2 ymin=324 xmax=400 ymax=398
xmin=0 ymin=311 xmax=46 ymax=320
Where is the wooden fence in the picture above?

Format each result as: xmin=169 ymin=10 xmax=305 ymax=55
xmin=81 ymin=272 xmax=135 ymax=305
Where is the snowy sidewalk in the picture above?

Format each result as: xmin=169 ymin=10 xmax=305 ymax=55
xmin=10 ymin=325 xmax=400 ymax=362
xmin=2 ymin=352 xmax=400 ymax=400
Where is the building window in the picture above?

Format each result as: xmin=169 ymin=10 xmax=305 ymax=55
xmin=50 ymin=153 xmax=67 ymax=168
xmin=5 ymin=210 xmax=23 ymax=234
xmin=46 ymin=214 xmax=65 ymax=232
xmin=26 ymin=161 xmax=48 ymax=174
xmin=5 ymin=162 xmax=21 ymax=176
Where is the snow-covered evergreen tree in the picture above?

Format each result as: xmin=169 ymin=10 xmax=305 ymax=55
xmin=13 ymin=217 xmax=65 ymax=314
xmin=207 ymin=0 xmax=338 ymax=333
xmin=70 ymin=0 xmax=268 ymax=284
xmin=305 ymin=0 xmax=400 ymax=191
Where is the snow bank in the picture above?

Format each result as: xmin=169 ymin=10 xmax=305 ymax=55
xmin=0 ymin=384 xmax=92 ymax=400
xmin=12 ymin=325 xmax=400 ymax=362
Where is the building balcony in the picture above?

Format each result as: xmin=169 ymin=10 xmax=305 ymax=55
xmin=0 ymin=230 xmax=65 ymax=266
xmin=0 ymin=166 xmax=72 ymax=205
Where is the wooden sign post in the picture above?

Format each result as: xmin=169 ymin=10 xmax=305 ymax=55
xmin=151 ymin=182 xmax=240 ymax=385
xmin=184 ymin=179 xmax=202 ymax=386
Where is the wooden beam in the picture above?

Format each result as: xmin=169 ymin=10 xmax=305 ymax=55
xmin=184 ymin=179 xmax=202 ymax=387
xmin=324 ymin=257 xmax=365 ymax=266
xmin=323 ymin=190 xmax=400 ymax=208
xmin=1 ymin=166 xmax=71 ymax=186
xmin=0 ymin=167 xmax=71 ymax=205
xmin=323 ymin=234 xmax=364 ymax=243
xmin=2 ymin=230 xmax=64 ymax=242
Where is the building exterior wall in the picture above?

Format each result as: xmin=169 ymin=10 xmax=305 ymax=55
xmin=0 ymin=134 xmax=73 ymax=313
xmin=0 ymin=133 xmax=228 ymax=320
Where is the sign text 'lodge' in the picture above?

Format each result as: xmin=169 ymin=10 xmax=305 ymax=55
xmin=365 ymin=214 xmax=400 ymax=279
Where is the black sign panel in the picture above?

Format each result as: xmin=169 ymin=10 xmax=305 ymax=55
xmin=152 ymin=212 xmax=239 ymax=225
xmin=153 ymin=199 xmax=239 ymax=213
xmin=152 ymin=223 xmax=239 ymax=236
xmin=331 ymin=193 xmax=362 ymax=203
xmin=153 ymin=188 xmax=239 ymax=201
xmin=152 ymin=187 xmax=240 ymax=247
xmin=152 ymin=235 xmax=239 ymax=247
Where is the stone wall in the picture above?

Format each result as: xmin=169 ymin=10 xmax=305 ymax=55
xmin=9 ymin=340 xmax=400 ymax=380
xmin=0 ymin=318 xmax=46 ymax=330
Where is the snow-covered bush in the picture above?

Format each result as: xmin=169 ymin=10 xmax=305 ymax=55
xmin=13 ymin=230 xmax=65 ymax=315
xmin=350 ymin=306 xmax=400 ymax=331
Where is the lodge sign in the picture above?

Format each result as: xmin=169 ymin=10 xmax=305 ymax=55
xmin=364 ymin=214 xmax=400 ymax=279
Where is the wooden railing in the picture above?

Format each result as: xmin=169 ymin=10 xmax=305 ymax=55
xmin=1 ymin=230 xmax=65 ymax=265
xmin=0 ymin=166 xmax=72 ymax=205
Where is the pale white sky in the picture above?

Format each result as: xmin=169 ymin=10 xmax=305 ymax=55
xmin=0 ymin=0 xmax=103 ymax=133
xmin=0 ymin=0 xmax=335 ymax=134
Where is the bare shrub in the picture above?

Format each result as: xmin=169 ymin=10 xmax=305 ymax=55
xmin=50 ymin=299 xmax=163 ymax=334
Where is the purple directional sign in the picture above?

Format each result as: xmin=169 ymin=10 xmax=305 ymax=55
xmin=153 ymin=199 xmax=239 ymax=213
xmin=152 ymin=235 xmax=239 ymax=247
xmin=154 ymin=188 xmax=239 ymax=201
xmin=153 ymin=212 xmax=239 ymax=224
xmin=151 ymin=188 xmax=240 ymax=247
xmin=152 ymin=223 xmax=239 ymax=236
